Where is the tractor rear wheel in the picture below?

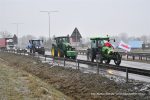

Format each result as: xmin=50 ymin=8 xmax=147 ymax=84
xmin=114 ymin=52 xmax=121 ymax=66
xmin=90 ymin=49 xmax=96 ymax=62
xmin=51 ymin=47 xmax=58 ymax=57
xmin=58 ymin=49 xmax=64 ymax=57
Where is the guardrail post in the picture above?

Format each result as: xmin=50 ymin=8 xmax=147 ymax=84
xmin=132 ymin=56 xmax=135 ymax=60
xmin=97 ymin=62 xmax=99 ymax=74
xmin=37 ymin=53 xmax=39 ymax=59
xmin=76 ymin=60 xmax=79 ymax=70
xmin=64 ymin=56 xmax=65 ymax=66
xmin=45 ymin=55 xmax=46 ymax=61
xmin=52 ymin=56 xmax=54 ymax=65
xmin=126 ymin=68 xmax=128 ymax=83
xmin=96 ymin=55 xmax=99 ymax=74
xmin=24 ymin=50 xmax=25 ymax=55
xmin=127 ymin=55 xmax=128 ymax=59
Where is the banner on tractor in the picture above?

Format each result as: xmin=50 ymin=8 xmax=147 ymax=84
xmin=118 ymin=41 xmax=131 ymax=52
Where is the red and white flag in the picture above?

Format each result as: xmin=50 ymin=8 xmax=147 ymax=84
xmin=118 ymin=41 xmax=131 ymax=52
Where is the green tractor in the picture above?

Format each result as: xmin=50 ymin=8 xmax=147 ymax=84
xmin=87 ymin=37 xmax=122 ymax=65
xmin=51 ymin=36 xmax=77 ymax=59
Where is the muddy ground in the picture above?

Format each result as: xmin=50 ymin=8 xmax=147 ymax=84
xmin=0 ymin=52 xmax=150 ymax=100
xmin=0 ymin=55 xmax=70 ymax=100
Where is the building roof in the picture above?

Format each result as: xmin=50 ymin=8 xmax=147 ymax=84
xmin=71 ymin=27 xmax=82 ymax=38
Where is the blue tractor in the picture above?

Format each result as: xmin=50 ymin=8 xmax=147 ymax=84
xmin=27 ymin=40 xmax=45 ymax=55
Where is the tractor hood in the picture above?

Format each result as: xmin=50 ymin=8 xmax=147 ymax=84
xmin=67 ymin=51 xmax=77 ymax=57
xmin=63 ymin=42 xmax=72 ymax=47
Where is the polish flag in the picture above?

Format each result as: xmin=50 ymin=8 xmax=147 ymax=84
xmin=118 ymin=41 xmax=131 ymax=52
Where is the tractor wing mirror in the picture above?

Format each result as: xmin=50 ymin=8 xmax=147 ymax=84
xmin=114 ymin=39 xmax=116 ymax=42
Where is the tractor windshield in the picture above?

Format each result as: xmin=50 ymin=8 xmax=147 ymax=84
xmin=32 ymin=40 xmax=43 ymax=47
xmin=97 ymin=40 xmax=104 ymax=47
xmin=61 ymin=37 xmax=69 ymax=43
xmin=56 ymin=37 xmax=69 ymax=44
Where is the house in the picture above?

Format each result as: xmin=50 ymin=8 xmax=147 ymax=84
xmin=70 ymin=27 xmax=82 ymax=42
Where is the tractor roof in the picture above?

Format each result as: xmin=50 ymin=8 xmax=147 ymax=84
xmin=55 ymin=36 xmax=69 ymax=39
xmin=90 ymin=37 xmax=109 ymax=40
xmin=30 ymin=40 xmax=43 ymax=41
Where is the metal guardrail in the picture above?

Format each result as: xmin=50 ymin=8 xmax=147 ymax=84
xmin=77 ymin=50 xmax=150 ymax=61
xmin=1 ymin=49 xmax=150 ymax=83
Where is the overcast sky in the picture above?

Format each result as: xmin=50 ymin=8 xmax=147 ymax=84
xmin=0 ymin=0 xmax=150 ymax=38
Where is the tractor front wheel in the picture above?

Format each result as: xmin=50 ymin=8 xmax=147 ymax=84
xmin=104 ymin=59 xmax=111 ymax=64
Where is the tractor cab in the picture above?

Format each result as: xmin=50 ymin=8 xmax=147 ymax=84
xmin=87 ymin=36 xmax=121 ymax=66
xmin=90 ymin=37 xmax=109 ymax=48
xmin=29 ymin=40 xmax=44 ymax=48
xmin=55 ymin=36 xmax=70 ymax=44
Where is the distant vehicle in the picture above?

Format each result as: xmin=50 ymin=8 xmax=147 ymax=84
xmin=27 ymin=39 xmax=45 ymax=55
xmin=0 ymin=38 xmax=16 ymax=50
xmin=51 ymin=36 xmax=77 ymax=59
xmin=87 ymin=36 xmax=122 ymax=65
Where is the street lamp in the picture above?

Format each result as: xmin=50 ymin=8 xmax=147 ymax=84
xmin=40 ymin=10 xmax=58 ymax=39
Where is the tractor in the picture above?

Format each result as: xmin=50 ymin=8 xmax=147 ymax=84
xmin=51 ymin=36 xmax=77 ymax=59
xmin=28 ymin=39 xmax=45 ymax=55
xmin=87 ymin=37 xmax=122 ymax=65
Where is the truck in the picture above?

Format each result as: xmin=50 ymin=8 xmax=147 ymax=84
xmin=51 ymin=36 xmax=77 ymax=59
xmin=27 ymin=39 xmax=45 ymax=55
xmin=87 ymin=36 xmax=122 ymax=65
xmin=0 ymin=38 xmax=16 ymax=50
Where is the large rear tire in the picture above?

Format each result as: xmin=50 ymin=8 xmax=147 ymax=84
xmin=58 ymin=49 xmax=64 ymax=57
xmin=51 ymin=47 xmax=58 ymax=57
xmin=114 ymin=52 xmax=121 ymax=66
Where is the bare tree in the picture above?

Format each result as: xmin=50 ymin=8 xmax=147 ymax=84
xmin=19 ymin=35 xmax=36 ymax=49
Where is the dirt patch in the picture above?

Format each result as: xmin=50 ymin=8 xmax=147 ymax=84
xmin=0 ymin=52 xmax=149 ymax=100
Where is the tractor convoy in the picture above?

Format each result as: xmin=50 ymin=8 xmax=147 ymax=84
xmin=50 ymin=35 xmax=121 ymax=65
xmin=0 ymin=34 xmax=122 ymax=66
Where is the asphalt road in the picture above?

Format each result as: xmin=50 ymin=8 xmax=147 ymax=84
xmin=44 ymin=51 xmax=150 ymax=82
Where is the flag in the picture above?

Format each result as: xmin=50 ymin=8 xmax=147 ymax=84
xmin=118 ymin=41 xmax=131 ymax=52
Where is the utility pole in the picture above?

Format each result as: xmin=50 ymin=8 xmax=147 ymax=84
xmin=40 ymin=10 xmax=58 ymax=39
xmin=12 ymin=23 xmax=23 ymax=48
xmin=12 ymin=23 xmax=23 ymax=38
